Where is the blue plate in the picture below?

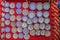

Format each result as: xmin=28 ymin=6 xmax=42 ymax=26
xmin=4 ymin=14 xmax=10 ymax=19
xmin=16 ymin=3 xmax=21 ymax=8
xmin=16 ymin=22 xmax=22 ymax=27
xmin=16 ymin=9 xmax=22 ymax=14
xmin=18 ymin=33 xmax=24 ymax=38
xmin=36 ymin=11 xmax=42 ymax=17
xmin=29 ymin=2 xmax=36 ymax=10
xmin=23 ymin=28 xmax=29 ymax=34
xmin=32 ymin=17 xmax=38 ymax=23
xmin=5 ymin=27 xmax=10 ymax=32
xmin=22 ymin=16 xmax=28 ymax=22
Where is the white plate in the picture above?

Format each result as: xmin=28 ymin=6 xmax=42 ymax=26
xmin=6 ymin=33 xmax=11 ymax=39
xmin=10 ymin=15 xmax=15 ymax=21
xmin=40 ymin=30 xmax=45 ymax=36
xmin=45 ymin=31 xmax=51 ymax=37
xmin=11 ymin=22 xmax=16 ymax=27
xmin=11 ymin=27 xmax=17 ymax=33
xmin=10 ymin=3 xmax=15 ymax=8
xmin=4 ymin=8 xmax=9 ymax=12
xmin=22 ymin=22 xmax=27 ymax=28
xmin=23 ymin=2 xmax=29 ymax=8
xmin=24 ymin=34 xmax=30 ymax=40
xmin=28 ymin=25 xmax=33 ymax=31
xmin=16 ymin=15 xmax=22 ymax=21
xmin=43 ymin=11 xmax=49 ymax=18
xmin=30 ymin=29 xmax=36 ymax=36
xmin=36 ymin=30 xmax=40 ymax=36
xmin=45 ymin=24 xmax=51 ymax=30
xmin=34 ymin=23 xmax=40 ymax=30
xmin=38 ymin=17 xmax=44 ymax=23
xmin=27 ymin=19 xmax=32 ymax=24
xmin=13 ymin=33 xmax=18 ymax=39
xmin=9 ymin=9 xmax=14 ymax=15
xmin=22 ymin=9 xmax=28 ymax=16
xmin=44 ymin=18 xmax=50 ymax=24
xmin=5 ymin=20 xmax=10 ymax=25
xmin=28 ymin=11 xmax=35 ymax=19
xmin=39 ymin=23 xmax=45 ymax=30
xmin=17 ymin=27 xmax=23 ymax=32
xmin=43 ymin=2 xmax=50 ymax=10
xmin=36 ymin=2 xmax=43 ymax=10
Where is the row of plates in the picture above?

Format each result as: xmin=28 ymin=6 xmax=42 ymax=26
xmin=1 ymin=2 xmax=50 ymax=10
xmin=1 ymin=23 xmax=51 ymax=33
xmin=1 ymin=30 xmax=51 ymax=39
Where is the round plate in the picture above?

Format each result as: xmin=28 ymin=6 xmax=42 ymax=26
xmin=1 ymin=33 xmax=5 ymax=39
xmin=36 ymin=11 xmax=42 ymax=17
xmin=45 ymin=24 xmax=51 ymax=30
xmin=16 ymin=15 xmax=22 ymax=21
xmin=1 ymin=18 xmax=5 ymax=21
xmin=10 ymin=3 xmax=15 ymax=8
xmin=16 ymin=2 xmax=21 ymax=8
xmin=16 ymin=9 xmax=22 ymax=14
xmin=4 ymin=13 xmax=10 ymax=19
xmin=23 ymin=28 xmax=29 ymax=34
xmin=18 ymin=33 xmax=24 ymax=39
xmin=32 ymin=17 xmax=38 ymax=23
xmin=27 ymin=19 xmax=32 ymax=24
xmin=22 ymin=9 xmax=28 ymax=16
xmin=43 ymin=11 xmax=49 ymax=18
xmin=16 ymin=22 xmax=22 ymax=27
xmin=13 ymin=33 xmax=18 ymax=39
xmin=36 ymin=2 xmax=43 ymax=10
xmin=23 ymin=2 xmax=29 ymax=8
xmin=5 ymin=20 xmax=10 ymax=25
xmin=33 ymin=23 xmax=40 ymax=30
xmin=28 ymin=25 xmax=33 ymax=31
xmin=38 ymin=17 xmax=44 ymax=23
xmin=28 ymin=11 xmax=35 ymax=19
xmin=40 ymin=30 xmax=45 ymax=36
xmin=10 ymin=15 xmax=15 ymax=21
xmin=4 ymin=2 xmax=9 ymax=7
xmin=30 ymin=29 xmax=36 ymax=36
xmin=22 ymin=22 xmax=27 ymax=28
xmin=22 ymin=16 xmax=28 ymax=22
xmin=9 ymin=9 xmax=14 ymax=15
xmin=17 ymin=27 xmax=23 ymax=32
xmin=5 ymin=27 xmax=10 ymax=32
xmin=1 ymin=22 xmax=5 ymax=27
xmin=2 ymin=12 xmax=5 ymax=17
xmin=36 ymin=30 xmax=40 ymax=36
xmin=44 ymin=18 xmax=50 ymax=24
xmin=4 ymin=8 xmax=9 ymax=12
xmin=43 ymin=2 xmax=50 ymax=10
xmin=39 ymin=23 xmax=45 ymax=30
xmin=24 ymin=34 xmax=30 ymax=40
xmin=11 ymin=22 xmax=16 ymax=27
xmin=6 ymin=33 xmax=11 ymax=39
xmin=45 ymin=31 xmax=51 ymax=37
xmin=1 ymin=28 xmax=5 ymax=33
xmin=11 ymin=27 xmax=17 ymax=33
xmin=29 ymin=2 xmax=36 ymax=10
